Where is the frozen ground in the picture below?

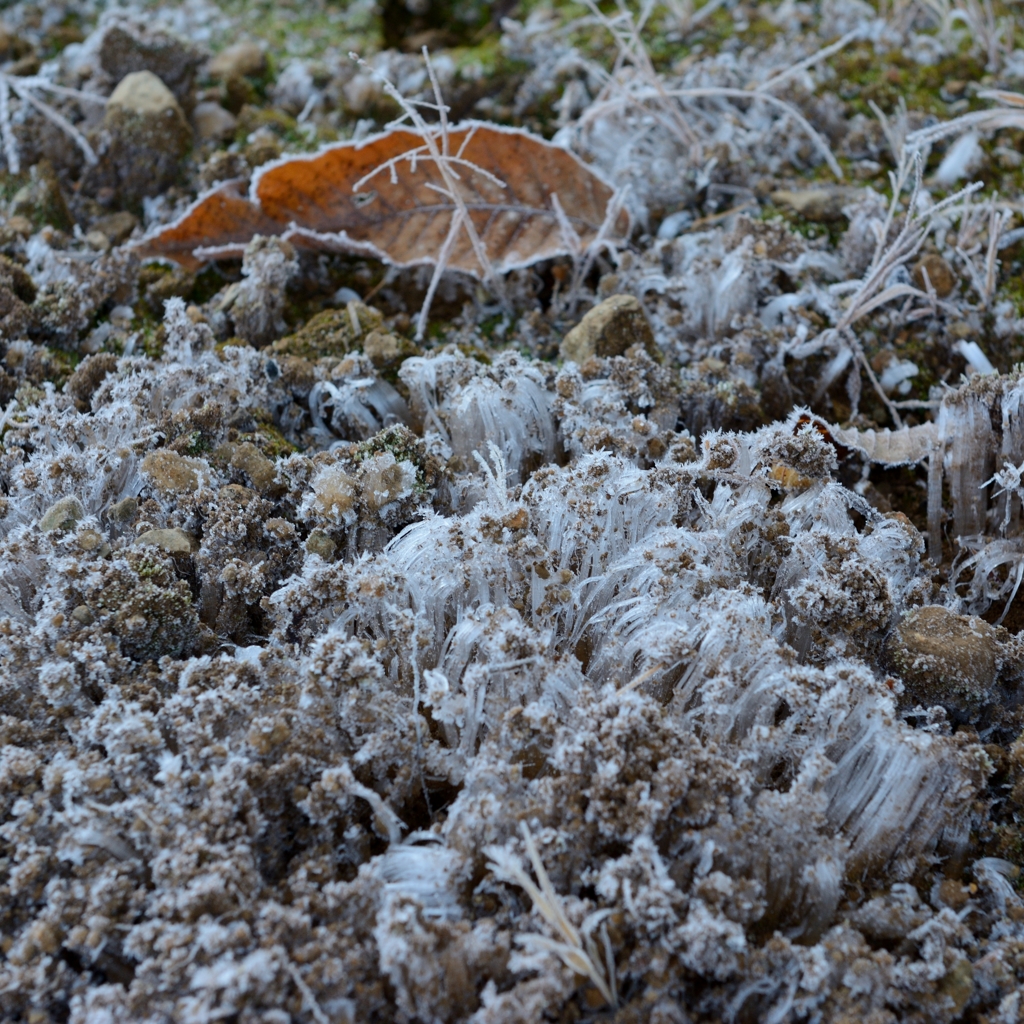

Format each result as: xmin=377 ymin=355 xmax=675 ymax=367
xmin=2 ymin=0 xmax=1024 ymax=1021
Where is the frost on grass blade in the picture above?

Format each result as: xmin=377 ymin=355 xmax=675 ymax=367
xmin=134 ymin=123 xmax=630 ymax=276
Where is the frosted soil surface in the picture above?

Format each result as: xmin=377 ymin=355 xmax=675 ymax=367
xmin=2 ymin=0 xmax=1024 ymax=1022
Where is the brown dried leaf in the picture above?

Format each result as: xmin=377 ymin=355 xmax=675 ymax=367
xmin=136 ymin=123 xmax=628 ymax=275
xmin=134 ymin=181 xmax=287 ymax=272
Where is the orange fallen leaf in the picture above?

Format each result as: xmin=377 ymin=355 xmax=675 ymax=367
xmin=135 ymin=122 xmax=629 ymax=276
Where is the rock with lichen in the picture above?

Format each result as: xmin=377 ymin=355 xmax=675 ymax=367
xmin=559 ymin=294 xmax=657 ymax=364
xmin=271 ymin=300 xmax=384 ymax=360
xmin=38 ymin=495 xmax=85 ymax=533
xmin=97 ymin=19 xmax=205 ymax=109
xmin=885 ymin=605 xmax=1015 ymax=721
xmin=86 ymin=71 xmax=193 ymax=206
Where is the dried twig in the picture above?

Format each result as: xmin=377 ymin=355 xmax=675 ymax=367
xmin=486 ymin=821 xmax=618 ymax=1007
xmin=811 ymin=150 xmax=982 ymax=426
xmin=752 ymin=28 xmax=862 ymax=94
xmin=574 ymin=0 xmax=844 ymax=179
xmin=904 ymin=88 xmax=1024 ymax=154
xmin=350 ymin=50 xmax=507 ymax=339
xmin=0 ymin=72 xmax=103 ymax=174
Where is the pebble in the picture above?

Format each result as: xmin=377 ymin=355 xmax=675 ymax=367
xmin=912 ymin=254 xmax=957 ymax=297
xmin=560 ymin=294 xmax=658 ymax=364
xmin=90 ymin=211 xmax=138 ymax=245
xmin=106 ymin=496 xmax=138 ymax=525
xmin=39 ymin=497 xmax=86 ymax=533
xmin=230 ymin=442 xmax=278 ymax=494
xmin=770 ymin=186 xmax=861 ymax=222
xmin=884 ymin=604 xmax=1007 ymax=720
xmin=192 ymin=101 xmax=237 ymax=142
xmin=135 ymin=528 xmax=198 ymax=556
xmin=101 ymin=71 xmax=193 ymax=204
xmin=208 ymin=41 xmax=266 ymax=81
xmin=98 ymin=22 xmax=204 ymax=109
xmin=141 ymin=449 xmax=204 ymax=495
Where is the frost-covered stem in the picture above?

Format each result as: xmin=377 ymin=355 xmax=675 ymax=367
xmin=905 ymin=98 xmax=1024 ymax=151
xmin=868 ymin=152 xmax=916 ymax=274
xmin=581 ymin=0 xmax=700 ymax=150
xmin=835 ymin=160 xmax=980 ymax=337
xmin=424 ymin=45 xmax=450 ymax=156
xmin=983 ymin=207 xmax=1009 ymax=306
xmin=415 ymin=196 xmax=465 ymax=340
xmin=847 ymin=330 xmax=903 ymax=429
xmin=411 ymin=50 xmax=501 ymax=285
xmin=16 ymin=77 xmax=107 ymax=104
xmin=0 ymin=75 xmax=17 ymax=174
xmin=520 ymin=823 xmax=617 ymax=1006
xmin=11 ymin=78 xmax=98 ymax=165
xmin=563 ymin=185 xmax=629 ymax=315
xmin=285 ymin=961 xmax=332 ymax=1024
xmin=487 ymin=822 xmax=617 ymax=1006
xmin=550 ymin=192 xmax=582 ymax=257
xmin=927 ymin=439 xmax=944 ymax=562
xmin=667 ymin=87 xmax=843 ymax=179
xmin=664 ymin=0 xmax=729 ymax=33
xmin=408 ymin=613 xmax=433 ymax=821
xmin=754 ymin=28 xmax=861 ymax=94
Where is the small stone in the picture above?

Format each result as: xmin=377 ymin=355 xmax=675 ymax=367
xmin=101 ymin=71 xmax=193 ymax=204
xmin=77 ymin=529 xmax=103 ymax=551
xmin=560 ymin=294 xmax=657 ymax=364
xmin=230 ymin=442 xmax=278 ymax=494
xmin=135 ymin=527 xmax=198 ymax=556
xmin=141 ymin=449 xmax=205 ymax=495
xmin=771 ymin=186 xmax=860 ymax=222
xmin=218 ymin=483 xmax=257 ymax=507
xmin=85 ymin=230 xmax=111 ymax=252
xmin=306 ymin=529 xmax=337 ymax=562
xmin=272 ymin=301 xmax=384 ymax=360
xmin=71 ymin=605 xmax=96 ymax=626
xmin=10 ymin=161 xmax=72 ymax=231
xmin=936 ymin=878 xmax=971 ymax=911
xmin=5 ymin=215 xmax=33 ymax=237
xmin=884 ymin=605 xmax=1007 ymax=720
xmin=90 ymin=211 xmax=138 ymax=245
xmin=363 ymin=328 xmax=418 ymax=371
xmin=98 ymin=22 xmax=204 ymax=109
xmin=912 ymin=254 xmax=957 ymax=298
xmin=39 ymin=496 xmax=85 ymax=533
xmin=106 ymin=496 xmax=138 ymax=525
xmin=192 ymin=101 xmax=237 ymax=141
xmin=208 ymin=41 xmax=266 ymax=81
